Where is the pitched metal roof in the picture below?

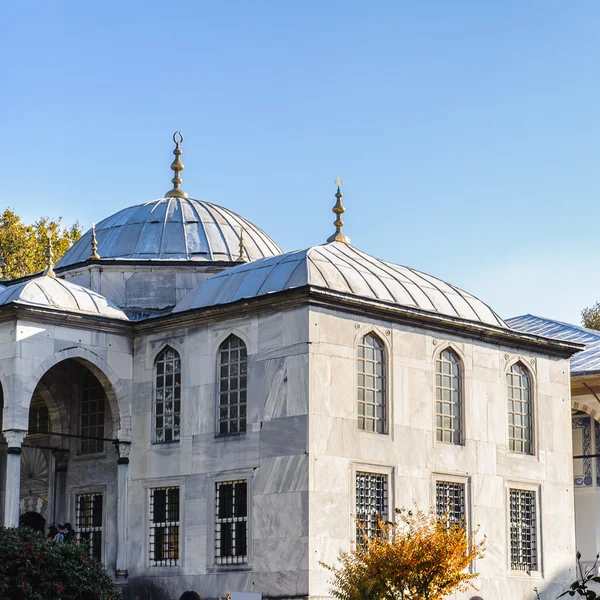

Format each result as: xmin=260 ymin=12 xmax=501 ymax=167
xmin=57 ymin=198 xmax=283 ymax=268
xmin=507 ymin=314 xmax=600 ymax=374
xmin=174 ymin=241 xmax=507 ymax=327
xmin=0 ymin=276 xmax=128 ymax=320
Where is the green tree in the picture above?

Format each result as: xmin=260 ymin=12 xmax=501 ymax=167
xmin=0 ymin=209 xmax=82 ymax=279
xmin=582 ymin=302 xmax=600 ymax=331
xmin=323 ymin=508 xmax=485 ymax=600
xmin=0 ymin=526 xmax=121 ymax=599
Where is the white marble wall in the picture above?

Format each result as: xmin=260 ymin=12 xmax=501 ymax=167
xmin=307 ymin=307 xmax=575 ymax=600
xmin=126 ymin=306 xmax=310 ymax=599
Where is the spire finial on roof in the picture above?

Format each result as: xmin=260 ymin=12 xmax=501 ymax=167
xmin=237 ymin=226 xmax=248 ymax=262
xmin=326 ymin=176 xmax=350 ymax=244
xmin=89 ymin=222 xmax=100 ymax=260
xmin=43 ymin=231 xmax=56 ymax=278
xmin=165 ymin=131 xmax=189 ymax=198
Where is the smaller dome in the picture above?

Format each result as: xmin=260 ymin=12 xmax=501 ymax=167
xmin=173 ymin=241 xmax=506 ymax=328
xmin=0 ymin=277 xmax=128 ymax=320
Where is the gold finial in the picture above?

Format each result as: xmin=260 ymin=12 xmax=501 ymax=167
xmin=327 ymin=176 xmax=350 ymax=244
xmin=165 ymin=131 xmax=189 ymax=198
xmin=89 ymin=222 xmax=100 ymax=260
xmin=237 ymin=227 xmax=248 ymax=262
xmin=43 ymin=231 xmax=56 ymax=278
xmin=0 ymin=257 xmax=8 ymax=282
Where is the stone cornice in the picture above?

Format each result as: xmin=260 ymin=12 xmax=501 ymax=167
xmin=0 ymin=286 xmax=583 ymax=358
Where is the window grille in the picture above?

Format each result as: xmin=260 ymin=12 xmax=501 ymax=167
xmin=435 ymin=350 xmax=462 ymax=444
xmin=215 ymin=480 xmax=248 ymax=564
xmin=76 ymin=493 xmax=103 ymax=561
xmin=28 ymin=400 xmax=50 ymax=434
xmin=154 ymin=347 xmax=181 ymax=443
xmin=357 ymin=333 xmax=386 ymax=433
xmin=509 ymin=489 xmax=537 ymax=571
xmin=435 ymin=481 xmax=466 ymax=528
xmin=218 ymin=336 xmax=248 ymax=435
xmin=81 ymin=371 xmax=105 ymax=454
xmin=507 ymin=363 xmax=533 ymax=454
xmin=149 ymin=487 xmax=180 ymax=566
xmin=355 ymin=472 xmax=388 ymax=543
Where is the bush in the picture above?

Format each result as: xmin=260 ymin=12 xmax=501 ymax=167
xmin=0 ymin=526 xmax=121 ymax=600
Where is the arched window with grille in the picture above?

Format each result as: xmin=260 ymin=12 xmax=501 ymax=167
xmin=154 ymin=346 xmax=181 ymax=443
xmin=218 ymin=335 xmax=248 ymax=435
xmin=357 ymin=332 xmax=386 ymax=434
xmin=435 ymin=348 xmax=462 ymax=444
xmin=507 ymin=362 xmax=533 ymax=454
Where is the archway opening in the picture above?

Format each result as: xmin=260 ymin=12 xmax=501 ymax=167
xmin=19 ymin=511 xmax=45 ymax=534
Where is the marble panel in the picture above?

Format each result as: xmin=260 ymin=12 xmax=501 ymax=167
xmin=253 ymin=492 xmax=304 ymax=539
xmin=262 ymin=357 xmax=287 ymax=421
xmin=253 ymin=536 xmax=308 ymax=572
xmin=253 ymin=455 xmax=309 ymax=495
xmin=260 ymin=415 xmax=307 ymax=459
xmin=258 ymin=312 xmax=283 ymax=353
xmin=310 ymin=490 xmax=351 ymax=539
xmin=191 ymin=431 xmax=260 ymax=473
xmin=285 ymin=353 xmax=308 ymax=416
xmin=282 ymin=306 xmax=309 ymax=346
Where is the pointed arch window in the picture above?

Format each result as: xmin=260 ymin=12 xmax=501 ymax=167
xmin=507 ymin=362 xmax=533 ymax=454
xmin=154 ymin=346 xmax=181 ymax=443
xmin=218 ymin=335 xmax=248 ymax=435
xmin=81 ymin=371 xmax=105 ymax=454
xmin=357 ymin=333 xmax=386 ymax=434
xmin=435 ymin=349 xmax=462 ymax=444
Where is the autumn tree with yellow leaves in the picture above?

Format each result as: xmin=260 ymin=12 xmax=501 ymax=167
xmin=323 ymin=508 xmax=485 ymax=600
xmin=0 ymin=209 xmax=81 ymax=279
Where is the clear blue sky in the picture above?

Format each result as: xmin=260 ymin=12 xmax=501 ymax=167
xmin=1 ymin=1 xmax=598 ymax=324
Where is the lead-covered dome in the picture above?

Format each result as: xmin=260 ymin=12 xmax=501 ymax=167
xmin=174 ymin=241 xmax=507 ymax=328
xmin=57 ymin=198 xmax=283 ymax=268
xmin=0 ymin=276 xmax=128 ymax=320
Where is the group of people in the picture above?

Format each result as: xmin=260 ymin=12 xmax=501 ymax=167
xmin=46 ymin=522 xmax=77 ymax=543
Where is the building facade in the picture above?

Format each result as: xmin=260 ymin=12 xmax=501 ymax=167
xmin=0 ymin=137 xmax=581 ymax=600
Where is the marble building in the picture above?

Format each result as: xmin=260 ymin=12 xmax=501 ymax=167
xmin=0 ymin=134 xmax=582 ymax=600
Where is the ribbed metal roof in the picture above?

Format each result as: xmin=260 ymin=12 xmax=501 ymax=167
xmin=0 ymin=276 xmax=128 ymax=320
xmin=174 ymin=241 xmax=507 ymax=327
xmin=507 ymin=314 xmax=600 ymax=374
xmin=57 ymin=198 xmax=283 ymax=268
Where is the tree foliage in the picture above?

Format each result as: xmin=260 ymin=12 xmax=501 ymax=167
xmin=582 ymin=302 xmax=600 ymax=331
xmin=0 ymin=209 xmax=82 ymax=279
xmin=0 ymin=526 xmax=121 ymax=599
xmin=323 ymin=508 xmax=485 ymax=600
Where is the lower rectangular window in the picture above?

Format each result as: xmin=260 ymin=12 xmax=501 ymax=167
xmin=149 ymin=487 xmax=180 ymax=566
xmin=509 ymin=488 xmax=538 ymax=571
xmin=435 ymin=480 xmax=466 ymax=528
xmin=355 ymin=472 xmax=388 ymax=543
xmin=215 ymin=480 xmax=248 ymax=565
xmin=76 ymin=493 xmax=103 ymax=561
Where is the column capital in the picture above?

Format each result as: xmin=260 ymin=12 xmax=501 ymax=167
xmin=114 ymin=441 xmax=131 ymax=464
xmin=3 ymin=429 xmax=27 ymax=449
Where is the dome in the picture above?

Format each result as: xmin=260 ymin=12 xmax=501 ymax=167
xmin=56 ymin=198 xmax=283 ymax=268
xmin=173 ymin=241 xmax=507 ymax=328
xmin=0 ymin=276 xmax=128 ymax=320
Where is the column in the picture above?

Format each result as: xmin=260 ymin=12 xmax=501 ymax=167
xmin=52 ymin=449 xmax=69 ymax=525
xmin=115 ymin=442 xmax=131 ymax=577
xmin=3 ymin=430 xmax=27 ymax=527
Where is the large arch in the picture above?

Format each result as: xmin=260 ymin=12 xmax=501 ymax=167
xmin=20 ymin=347 xmax=131 ymax=440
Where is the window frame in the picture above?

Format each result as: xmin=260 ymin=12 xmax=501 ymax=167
xmin=207 ymin=470 xmax=253 ymax=572
xmin=143 ymin=478 xmax=185 ymax=573
xmin=216 ymin=334 xmax=248 ymax=437
xmin=356 ymin=330 xmax=388 ymax=436
xmin=68 ymin=484 xmax=107 ymax=564
xmin=432 ymin=473 xmax=470 ymax=531
xmin=350 ymin=463 xmax=394 ymax=545
xmin=434 ymin=347 xmax=464 ymax=446
xmin=75 ymin=491 xmax=105 ymax=562
xmin=505 ymin=482 xmax=543 ymax=577
xmin=78 ymin=370 xmax=108 ymax=457
xmin=153 ymin=345 xmax=182 ymax=444
xmin=506 ymin=361 xmax=535 ymax=456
